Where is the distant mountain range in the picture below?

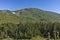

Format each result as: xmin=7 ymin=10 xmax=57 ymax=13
xmin=0 ymin=8 xmax=60 ymax=23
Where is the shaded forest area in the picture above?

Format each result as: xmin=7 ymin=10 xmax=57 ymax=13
xmin=0 ymin=21 xmax=60 ymax=40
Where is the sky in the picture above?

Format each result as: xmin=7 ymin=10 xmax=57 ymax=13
xmin=0 ymin=0 xmax=60 ymax=13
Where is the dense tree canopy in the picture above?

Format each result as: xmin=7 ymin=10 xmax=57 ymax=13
xmin=0 ymin=21 xmax=60 ymax=39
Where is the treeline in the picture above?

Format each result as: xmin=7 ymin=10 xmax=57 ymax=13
xmin=0 ymin=21 xmax=60 ymax=39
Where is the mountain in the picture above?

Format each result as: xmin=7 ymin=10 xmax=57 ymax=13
xmin=0 ymin=8 xmax=60 ymax=39
xmin=14 ymin=8 xmax=60 ymax=22
xmin=0 ymin=8 xmax=60 ymax=23
xmin=0 ymin=10 xmax=20 ymax=23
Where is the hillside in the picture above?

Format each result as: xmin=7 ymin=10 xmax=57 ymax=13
xmin=0 ymin=8 xmax=60 ymax=23
xmin=15 ymin=8 xmax=60 ymax=22
xmin=0 ymin=10 xmax=20 ymax=23
xmin=0 ymin=8 xmax=60 ymax=40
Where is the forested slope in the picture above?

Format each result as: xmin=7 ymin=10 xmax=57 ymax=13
xmin=15 ymin=8 xmax=60 ymax=22
xmin=0 ymin=8 xmax=60 ymax=40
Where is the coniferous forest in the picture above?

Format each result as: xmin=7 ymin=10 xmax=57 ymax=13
xmin=0 ymin=8 xmax=60 ymax=40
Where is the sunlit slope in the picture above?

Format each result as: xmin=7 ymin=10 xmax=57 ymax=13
xmin=0 ymin=8 xmax=60 ymax=23
xmin=0 ymin=10 xmax=20 ymax=23
xmin=15 ymin=8 xmax=60 ymax=22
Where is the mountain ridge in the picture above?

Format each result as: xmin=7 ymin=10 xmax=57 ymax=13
xmin=14 ymin=8 xmax=60 ymax=22
xmin=0 ymin=8 xmax=60 ymax=23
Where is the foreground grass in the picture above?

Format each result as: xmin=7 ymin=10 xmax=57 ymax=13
xmin=2 ymin=38 xmax=14 ymax=40
xmin=2 ymin=37 xmax=60 ymax=40
xmin=31 ymin=36 xmax=45 ymax=40
xmin=2 ymin=36 xmax=44 ymax=40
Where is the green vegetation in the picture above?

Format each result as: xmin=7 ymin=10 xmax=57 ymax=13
xmin=0 ymin=22 xmax=60 ymax=40
xmin=47 ymin=32 xmax=50 ymax=40
xmin=0 ymin=8 xmax=60 ymax=40
xmin=15 ymin=8 xmax=60 ymax=22
xmin=0 ymin=10 xmax=20 ymax=23
xmin=31 ymin=36 xmax=44 ymax=40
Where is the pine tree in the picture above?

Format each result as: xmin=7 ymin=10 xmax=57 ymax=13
xmin=54 ymin=31 xmax=56 ymax=40
xmin=57 ymin=31 xmax=59 ymax=40
xmin=47 ymin=32 xmax=50 ymax=40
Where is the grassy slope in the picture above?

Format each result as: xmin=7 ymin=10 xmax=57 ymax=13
xmin=0 ymin=10 xmax=20 ymax=24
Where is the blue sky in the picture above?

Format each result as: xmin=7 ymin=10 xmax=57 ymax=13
xmin=0 ymin=0 xmax=60 ymax=13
